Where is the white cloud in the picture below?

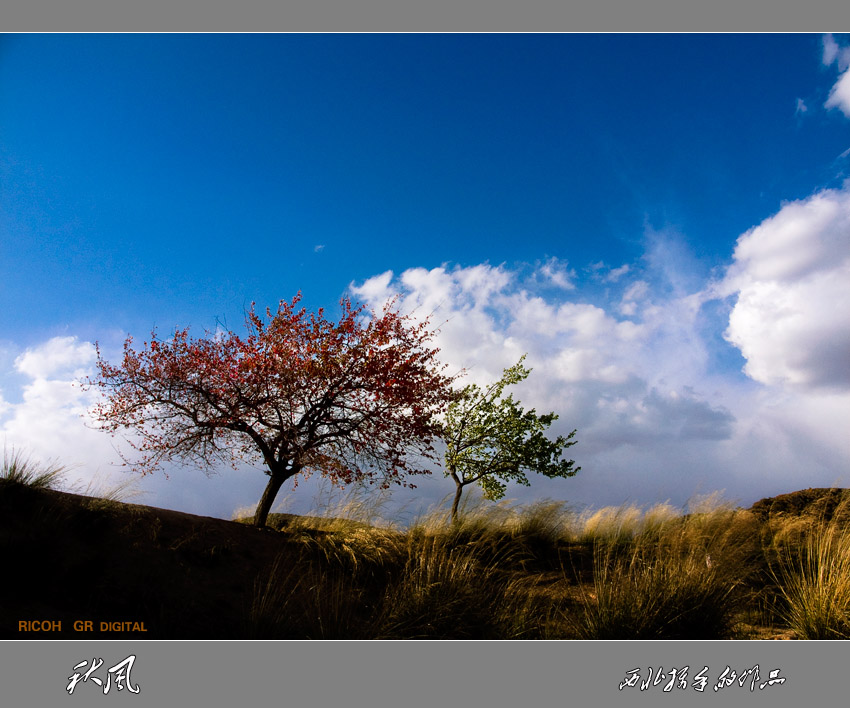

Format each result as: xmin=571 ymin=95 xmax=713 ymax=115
xmin=718 ymin=187 xmax=850 ymax=390
xmin=352 ymin=261 xmax=737 ymax=490
xmin=619 ymin=279 xmax=650 ymax=316
xmin=3 ymin=339 xmax=117 ymax=479
xmin=795 ymin=98 xmax=808 ymax=115
xmin=14 ymin=336 xmax=95 ymax=379
xmin=588 ymin=261 xmax=631 ymax=284
xmin=721 ymin=188 xmax=850 ymax=285
xmin=352 ymin=269 xmax=395 ymax=304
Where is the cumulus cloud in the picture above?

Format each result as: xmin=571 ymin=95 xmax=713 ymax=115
xmin=353 ymin=261 xmax=734 ymax=455
xmin=717 ymin=187 xmax=850 ymax=390
xmin=14 ymin=336 xmax=95 ymax=379
xmin=0 ymin=339 xmax=95 ymax=460
xmin=2 ymin=338 xmax=116 ymax=479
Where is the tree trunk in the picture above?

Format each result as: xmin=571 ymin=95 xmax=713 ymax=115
xmin=450 ymin=479 xmax=464 ymax=524
xmin=254 ymin=473 xmax=287 ymax=528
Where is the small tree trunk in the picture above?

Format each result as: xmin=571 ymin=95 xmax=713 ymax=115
xmin=254 ymin=473 xmax=287 ymax=528
xmin=450 ymin=478 xmax=464 ymax=524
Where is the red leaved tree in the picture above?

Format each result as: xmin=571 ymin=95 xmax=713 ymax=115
xmin=84 ymin=294 xmax=456 ymax=527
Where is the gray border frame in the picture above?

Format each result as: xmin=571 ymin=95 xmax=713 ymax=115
xmin=2 ymin=1 xmax=849 ymax=706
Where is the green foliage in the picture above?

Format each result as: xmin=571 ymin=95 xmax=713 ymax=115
xmin=442 ymin=355 xmax=579 ymax=519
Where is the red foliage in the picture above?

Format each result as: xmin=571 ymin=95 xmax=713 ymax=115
xmin=84 ymin=294 xmax=457 ymax=525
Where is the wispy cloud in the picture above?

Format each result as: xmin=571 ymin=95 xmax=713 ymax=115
xmin=823 ymin=34 xmax=850 ymax=117
xmin=538 ymin=256 xmax=576 ymax=290
xmin=823 ymin=34 xmax=850 ymax=71
xmin=604 ymin=264 xmax=630 ymax=283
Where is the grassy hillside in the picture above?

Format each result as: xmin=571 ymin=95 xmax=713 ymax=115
xmin=2 ymin=476 xmax=849 ymax=640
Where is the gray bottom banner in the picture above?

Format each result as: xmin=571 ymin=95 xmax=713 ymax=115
xmin=1 ymin=640 xmax=845 ymax=707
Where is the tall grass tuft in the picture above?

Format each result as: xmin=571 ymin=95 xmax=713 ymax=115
xmin=563 ymin=497 xmax=757 ymax=639
xmin=576 ymin=504 xmax=646 ymax=544
xmin=769 ymin=497 xmax=850 ymax=639
xmin=374 ymin=532 xmax=527 ymax=639
xmin=245 ymin=552 xmax=370 ymax=639
xmin=1 ymin=445 xmax=70 ymax=489
xmin=566 ymin=540 xmax=738 ymax=639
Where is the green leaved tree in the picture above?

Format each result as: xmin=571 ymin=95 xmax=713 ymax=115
xmin=443 ymin=355 xmax=580 ymax=522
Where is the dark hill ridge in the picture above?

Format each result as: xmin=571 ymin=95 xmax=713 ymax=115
xmin=748 ymin=487 xmax=850 ymax=523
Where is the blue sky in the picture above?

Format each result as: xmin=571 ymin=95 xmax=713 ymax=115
xmin=2 ymin=34 xmax=849 ymax=521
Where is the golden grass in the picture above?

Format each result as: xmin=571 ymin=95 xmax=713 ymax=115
xmin=241 ymin=490 xmax=797 ymax=639
xmin=767 ymin=494 xmax=850 ymax=639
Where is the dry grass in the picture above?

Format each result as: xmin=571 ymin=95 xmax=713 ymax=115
xmin=1 ymin=445 xmax=70 ymax=490
xmin=766 ymin=493 xmax=850 ymax=639
xmin=242 ymin=491 xmax=770 ymax=640
xmin=564 ymin=504 xmax=758 ymax=639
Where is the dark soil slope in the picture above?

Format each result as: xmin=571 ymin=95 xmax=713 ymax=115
xmin=0 ymin=480 xmax=304 ymax=639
